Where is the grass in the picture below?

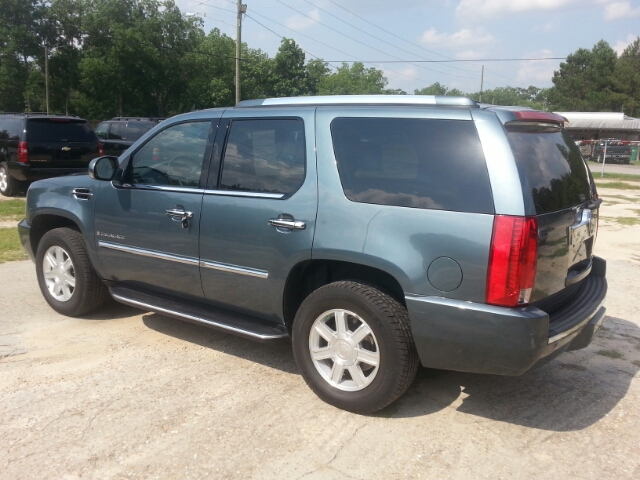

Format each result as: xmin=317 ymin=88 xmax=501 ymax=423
xmin=0 ymin=199 xmax=26 ymax=222
xmin=601 ymin=194 xmax=640 ymax=203
xmin=601 ymin=216 xmax=640 ymax=226
xmin=0 ymin=227 xmax=28 ymax=264
xmin=593 ymin=181 xmax=640 ymax=190
xmin=597 ymin=349 xmax=624 ymax=360
xmin=593 ymin=172 xmax=640 ymax=181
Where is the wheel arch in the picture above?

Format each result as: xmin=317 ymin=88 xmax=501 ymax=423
xmin=29 ymin=212 xmax=84 ymax=259
xmin=283 ymin=259 xmax=407 ymax=330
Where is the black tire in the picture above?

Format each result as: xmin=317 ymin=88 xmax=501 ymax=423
xmin=36 ymin=227 xmax=109 ymax=316
xmin=292 ymin=281 xmax=419 ymax=414
xmin=0 ymin=162 xmax=18 ymax=197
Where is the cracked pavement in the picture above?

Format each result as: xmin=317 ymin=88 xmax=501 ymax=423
xmin=1 ymin=193 xmax=640 ymax=479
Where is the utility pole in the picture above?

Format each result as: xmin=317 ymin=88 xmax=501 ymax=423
xmin=44 ymin=45 xmax=49 ymax=114
xmin=479 ymin=65 xmax=484 ymax=103
xmin=236 ymin=1 xmax=247 ymax=105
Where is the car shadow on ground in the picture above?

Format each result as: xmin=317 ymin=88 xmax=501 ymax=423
xmin=142 ymin=312 xmax=298 ymax=374
xmin=79 ymin=299 xmax=142 ymax=321
xmin=384 ymin=315 xmax=640 ymax=430
xmin=142 ymin=312 xmax=639 ymax=430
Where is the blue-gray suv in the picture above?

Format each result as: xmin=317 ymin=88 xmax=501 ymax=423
xmin=18 ymin=96 xmax=607 ymax=413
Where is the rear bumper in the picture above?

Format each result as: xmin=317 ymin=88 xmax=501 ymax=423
xmin=8 ymin=162 xmax=87 ymax=182
xmin=406 ymin=256 xmax=607 ymax=375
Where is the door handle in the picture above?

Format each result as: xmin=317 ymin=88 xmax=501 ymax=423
xmin=165 ymin=206 xmax=194 ymax=228
xmin=268 ymin=216 xmax=306 ymax=231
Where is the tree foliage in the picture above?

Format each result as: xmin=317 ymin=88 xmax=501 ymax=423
xmin=1 ymin=2 xmax=638 ymax=120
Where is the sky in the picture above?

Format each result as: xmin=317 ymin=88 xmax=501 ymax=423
xmin=175 ymin=0 xmax=640 ymax=94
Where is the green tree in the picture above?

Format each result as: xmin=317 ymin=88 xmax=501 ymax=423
xmin=318 ymin=62 xmax=388 ymax=95
xmin=305 ymin=58 xmax=329 ymax=96
xmin=615 ymin=38 xmax=640 ymax=116
xmin=550 ymin=40 xmax=624 ymax=111
xmin=0 ymin=0 xmax=45 ymax=111
xmin=270 ymin=38 xmax=308 ymax=97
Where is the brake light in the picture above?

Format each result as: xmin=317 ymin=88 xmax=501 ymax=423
xmin=98 ymin=142 xmax=104 ymax=156
xmin=512 ymin=111 xmax=566 ymax=125
xmin=486 ymin=215 xmax=538 ymax=307
xmin=18 ymin=141 xmax=28 ymax=163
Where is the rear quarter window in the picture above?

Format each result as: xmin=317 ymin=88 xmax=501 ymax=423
xmin=507 ymin=126 xmax=592 ymax=214
xmin=330 ymin=117 xmax=494 ymax=214
xmin=26 ymin=119 xmax=96 ymax=143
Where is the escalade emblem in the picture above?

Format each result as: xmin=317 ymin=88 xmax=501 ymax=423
xmin=61 ymin=147 xmax=71 ymax=151
xmin=97 ymin=231 xmax=125 ymax=240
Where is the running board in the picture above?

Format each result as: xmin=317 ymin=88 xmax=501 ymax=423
xmin=110 ymin=286 xmax=289 ymax=342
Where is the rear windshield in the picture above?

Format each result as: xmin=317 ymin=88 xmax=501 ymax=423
xmin=26 ymin=119 xmax=96 ymax=143
xmin=331 ymin=117 xmax=494 ymax=214
xmin=507 ymin=125 xmax=592 ymax=214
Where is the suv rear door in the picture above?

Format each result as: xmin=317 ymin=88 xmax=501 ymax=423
xmin=505 ymin=121 xmax=598 ymax=303
xmin=198 ymin=108 xmax=317 ymax=322
xmin=26 ymin=117 xmax=99 ymax=167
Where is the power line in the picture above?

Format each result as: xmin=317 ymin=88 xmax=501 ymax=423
xmin=197 ymin=0 xmax=435 ymax=86
xmin=321 ymin=0 xmax=527 ymax=87
xmin=273 ymin=0 xmax=453 ymax=81
xmin=319 ymin=57 xmax=567 ymax=63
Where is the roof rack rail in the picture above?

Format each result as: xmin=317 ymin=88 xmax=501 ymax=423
xmin=110 ymin=117 xmax=166 ymax=122
xmin=236 ymin=95 xmax=478 ymax=108
xmin=0 ymin=112 xmax=79 ymax=117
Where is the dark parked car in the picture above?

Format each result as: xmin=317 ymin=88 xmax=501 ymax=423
xmin=0 ymin=113 xmax=102 ymax=196
xmin=19 ymin=96 xmax=607 ymax=413
xmin=591 ymin=139 xmax=631 ymax=164
xmin=94 ymin=117 xmax=165 ymax=156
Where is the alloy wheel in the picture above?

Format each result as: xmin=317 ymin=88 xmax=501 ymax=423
xmin=309 ymin=309 xmax=380 ymax=391
xmin=42 ymin=245 xmax=76 ymax=302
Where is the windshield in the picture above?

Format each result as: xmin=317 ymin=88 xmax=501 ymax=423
xmin=26 ymin=119 xmax=96 ymax=143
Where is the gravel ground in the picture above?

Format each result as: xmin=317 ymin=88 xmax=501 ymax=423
xmin=1 ymin=187 xmax=639 ymax=480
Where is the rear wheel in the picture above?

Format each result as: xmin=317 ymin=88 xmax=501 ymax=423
xmin=36 ymin=227 xmax=109 ymax=316
xmin=0 ymin=163 xmax=18 ymax=197
xmin=292 ymin=281 xmax=419 ymax=413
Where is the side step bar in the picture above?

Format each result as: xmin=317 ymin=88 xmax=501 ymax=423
xmin=110 ymin=286 xmax=289 ymax=342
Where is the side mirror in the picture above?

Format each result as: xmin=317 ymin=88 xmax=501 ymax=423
xmin=88 ymin=156 xmax=119 ymax=181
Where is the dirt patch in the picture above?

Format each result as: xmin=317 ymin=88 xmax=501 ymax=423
xmin=1 ymin=187 xmax=639 ymax=479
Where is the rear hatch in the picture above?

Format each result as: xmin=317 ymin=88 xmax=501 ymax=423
xmin=26 ymin=118 xmax=99 ymax=168
xmin=506 ymin=120 xmax=598 ymax=303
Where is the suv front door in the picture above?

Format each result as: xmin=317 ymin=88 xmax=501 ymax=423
xmin=94 ymin=118 xmax=217 ymax=299
xmin=199 ymin=109 xmax=317 ymax=322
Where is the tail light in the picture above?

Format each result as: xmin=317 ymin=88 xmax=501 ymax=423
xmin=486 ymin=215 xmax=538 ymax=307
xmin=98 ymin=142 xmax=104 ymax=156
xmin=18 ymin=141 xmax=29 ymax=163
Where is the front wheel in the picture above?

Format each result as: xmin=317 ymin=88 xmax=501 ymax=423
xmin=36 ymin=227 xmax=109 ymax=316
xmin=292 ymin=281 xmax=419 ymax=413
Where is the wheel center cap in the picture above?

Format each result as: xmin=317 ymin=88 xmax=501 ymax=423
xmin=334 ymin=339 xmax=356 ymax=364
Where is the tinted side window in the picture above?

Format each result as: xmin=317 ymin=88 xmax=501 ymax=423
xmin=94 ymin=122 xmax=109 ymax=139
xmin=507 ymin=126 xmax=592 ymax=213
xmin=129 ymin=121 xmax=210 ymax=188
xmin=108 ymin=122 xmax=125 ymax=140
xmin=220 ymin=119 xmax=306 ymax=195
xmin=126 ymin=122 xmax=151 ymax=141
xmin=1 ymin=118 xmax=23 ymax=140
xmin=331 ymin=118 xmax=493 ymax=214
xmin=26 ymin=119 xmax=96 ymax=142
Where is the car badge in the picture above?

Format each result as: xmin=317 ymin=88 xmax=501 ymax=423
xmin=61 ymin=147 xmax=71 ymax=151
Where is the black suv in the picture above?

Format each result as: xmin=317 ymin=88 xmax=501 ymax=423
xmin=94 ymin=117 xmax=165 ymax=157
xmin=591 ymin=139 xmax=632 ymax=164
xmin=0 ymin=113 xmax=102 ymax=196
